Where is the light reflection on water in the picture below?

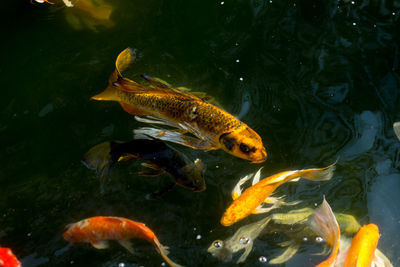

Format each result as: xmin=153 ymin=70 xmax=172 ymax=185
xmin=1 ymin=0 xmax=399 ymax=266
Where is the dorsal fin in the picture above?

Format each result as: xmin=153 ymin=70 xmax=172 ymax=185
xmin=141 ymin=74 xmax=172 ymax=88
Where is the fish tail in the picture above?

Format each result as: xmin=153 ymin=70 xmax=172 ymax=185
xmin=91 ymin=48 xmax=137 ymax=102
xmin=295 ymin=161 xmax=336 ymax=182
xmin=308 ymin=197 xmax=340 ymax=266
xmin=82 ymin=141 xmax=121 ymax=185
xmin=153 ymin=238 xmax=184 ymax=267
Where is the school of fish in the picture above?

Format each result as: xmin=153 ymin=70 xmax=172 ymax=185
xmin=6 ymin=4 xmax=396 ymax=264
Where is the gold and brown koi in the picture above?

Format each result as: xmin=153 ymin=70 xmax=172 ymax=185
xmin=63 ymin=216 xmax=183 ymax=267
xmin=91 ymin=48 xmax=267 ymax=163
xmin=220 ymin=162 xmax=336 ymax=226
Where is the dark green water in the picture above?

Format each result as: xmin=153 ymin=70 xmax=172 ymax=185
xmin=1 ymin=0 xmax=400 ymax=266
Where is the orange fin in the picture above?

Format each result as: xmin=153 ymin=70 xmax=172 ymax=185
xmin=119 ymin=102 xmax=148 ymax=116
xmin=309 ymin=197 xmax=340 ymax=267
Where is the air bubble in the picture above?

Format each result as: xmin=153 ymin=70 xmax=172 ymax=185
xmin=259 ymin=256 xmax=268 ymax=263
xmin=353 ymin=22 xmax=357 ymax=26
xmin=196 ymin=235 xmax=202 ymax=240
xmin=239 ymin=77 xmax=244 ymax=81
xmin=303 ymin=237 xmax=308 ymax=241
xmin=236 ymin=59 xmax=240 ymax=63
xmin=239 ymin=236 xmax=250 ymax=244
xmin=119 ymin=263 xmax=125 ymax=267
xmin=220 ymin=1 xmax=224 ymax=5
xmin=214 ymin=241 xmax=223 ymax=248
xmin=316 ymin=236 xmax=324 ymax=243
xmin=161 ymin=263 xmax=166 ymax=266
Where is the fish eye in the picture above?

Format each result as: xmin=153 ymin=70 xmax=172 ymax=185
xmin=239 ymin=143 xmax=256 ymax=154
xmin=239 ymin=143 xmax=250 ymax=153
xmin=214 ymin=241 xmax=223 ymax=248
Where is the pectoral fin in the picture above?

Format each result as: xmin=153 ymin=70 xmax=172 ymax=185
xmin=91 ymin=240 xmax=110 ymax=250
xmin=133 ymin=127 xmax=218 ymax=151
xmin=232 ymin=174 xmax=252 ymax=200
xmin=138 ymin=163 xmax=165 ymax=176
xmin=118 ymin=239 xmax=135 ymax=254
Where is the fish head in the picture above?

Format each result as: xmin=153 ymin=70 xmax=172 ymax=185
xmin=62 ymin=220 xmax=90 ymax=243
xmin=219 ymin=127 xmax=267 ymax=163
xmin=207 ymin=240 xmax=233 ymax=262
xmin=179 ymin=159 xmax=206 ymax=192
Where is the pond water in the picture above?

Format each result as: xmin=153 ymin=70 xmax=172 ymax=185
xmin=1 ymin=0 xmax=399 ymax=266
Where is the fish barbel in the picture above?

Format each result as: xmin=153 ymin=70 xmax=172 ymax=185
xmin=91 ymin=48 xmax=266 ymax=163
xmin=63 ymin=216 xmax=183 ymax=267
xmin=309 ymin=198 xmax=393 ymax=267
xmin=220 ymin=162 xmax=336 ymax=226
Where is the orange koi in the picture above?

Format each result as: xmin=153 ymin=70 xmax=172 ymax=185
xmin=309 ymin=198 xmax=393 ymax=267
xmin=0 ymin=248 xmax=21 ymax=267
xmin=63 ymin=216 xmax=183 ymax=267
xmin=91 ymin=48 xmax=267 ymax=163
xmin=220 ymin=162 xmax=336 ymax=226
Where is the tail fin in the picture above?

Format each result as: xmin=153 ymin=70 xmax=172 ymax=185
xmin=296 ymin=161 xmax=336 ymax=182
xmin=153 ymin=238 xmax=184 ymax=267
xmin=92 ymin=48 xmax=136 ymax=101
xmin=82 ymin=141 xmax=116 ymax=185
xmin=308 ymin=197 xmax=340 ymax=267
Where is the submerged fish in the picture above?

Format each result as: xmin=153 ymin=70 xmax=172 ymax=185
xmin=309 ymin=198 xmax=393 ymax=267
xmin=83 ymin=138 xmax=206 ymax=193
xmin=0 ymin=248 xmax=21 ymax=267
xmin=394 ymin=122 xmax=400 ymax=141
xmin=30 ymin=0 xmax=54 ymax=4
xmin=208 ymin=216 xmax=271 ymax=264
xmin=220 ymin=162 xmax=336 ymax=226
xmin=208 ymin=208 xmax=361 ymax=265
xmin=63 ymin=216 xmax=183 ymax=267
xmin=91 ymin=48 xmax=267 ymax=163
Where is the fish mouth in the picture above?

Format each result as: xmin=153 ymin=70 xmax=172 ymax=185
xmin=251 ymin=149 xmax=267 ymax=163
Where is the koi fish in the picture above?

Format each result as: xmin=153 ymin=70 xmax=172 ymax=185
xmin=30 ymin=0 xmax=54 ymax=4
xmin=267 ymin=208 xmax=361 ymax=265
xmin=220 ymin=162 xmax=336 ymax=226
xmin=91 ymin=48 xmax=267 ymax=163
xmin=63 ymin=216 xmax=183 ymax=267
xmin=0 ymin=248 xmax=21 ymax=267
xmin=82 ymin=138 xmax=206 ymax=194
xmin=309 ymin=198 xmax=393 ymax=267
xmin=208 ymin=216 xmax=272 ymax=263
xmin=208 ymin=208 xmax=360 ymax=265
xmin=394 ymin=122 xmax=400 ymax=141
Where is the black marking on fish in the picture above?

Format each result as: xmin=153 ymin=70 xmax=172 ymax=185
xmin=219 ymin=132 xmax=236 ymax=151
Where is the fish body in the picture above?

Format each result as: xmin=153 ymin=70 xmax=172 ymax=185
xmin=208 ymin=216 xmax=271 ymax=263
xmin=91 ymin=48 xmax=266 ymax=163
xmin=63 ymin=216 xmax=183 ymax=267
xmin=83 ymin=139 xmax=206 ymax=192
xmin=220 ymin=163 xmax=336 ymax=226
xmin=343 ymin=224 xmax=380 ymax=267
xmin=309 ymin=198 xmax=392 ymax=267
xmin=31 ymin=0 xmax=54 ymax=4
xmin=0 ymin=248 xmax=21 ymax=267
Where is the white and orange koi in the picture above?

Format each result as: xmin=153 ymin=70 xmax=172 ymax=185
xmin=63 ymin=216 xmax=183 ymax=267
